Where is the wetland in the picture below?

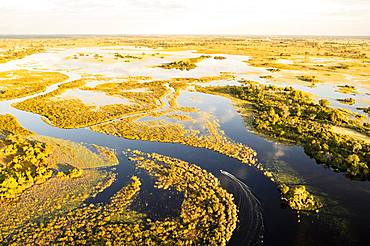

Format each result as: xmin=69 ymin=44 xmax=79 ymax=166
xmin=0 ymin=36 xmax=369 ymax=245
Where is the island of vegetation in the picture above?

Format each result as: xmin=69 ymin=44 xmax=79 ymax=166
xmin=337 ymin=85 xmax=358 ymax=95
xmin=3 ymin=150 xmax=238 ymax=245
xmin=297 ymin=75 xmax=318 ymax=84
xmin=158 ymin=55 xmax=211 ymax=70
xmin=214 ymin=56 xmax=226 ymax=60
xmin=279 ymin=184 xmax=321 ymax=211
xmin=197 ymin=82 xmax=370 ymax=179
xmin=359 ymin=106 xmax=370 ymax=116
xmin=337 ymin=97 xmax=356 ymax=105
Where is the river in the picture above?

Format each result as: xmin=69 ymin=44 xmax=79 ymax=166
xmin=0 ymin=46 xmax=370 ymax=245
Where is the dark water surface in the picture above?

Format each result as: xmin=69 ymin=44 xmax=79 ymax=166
xmin=1 ymin=87 xmax=369 ymax=245
xmin=0 ymin=50 xmax=369 ymax=245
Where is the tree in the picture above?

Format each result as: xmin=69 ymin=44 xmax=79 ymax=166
xmin=319 ymin=99 xmax=330 ymax=107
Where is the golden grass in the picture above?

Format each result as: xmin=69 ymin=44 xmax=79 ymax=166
xmin=33 ymin=135 xmax=119 ymax=168
xmin=0 ymin=70 xmax=68 ymax=100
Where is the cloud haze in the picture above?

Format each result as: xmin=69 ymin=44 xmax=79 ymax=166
xmin=0 ymin=0 xmax=369 ymax=35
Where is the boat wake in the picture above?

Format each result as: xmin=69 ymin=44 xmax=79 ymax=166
xmin=220 ymin=170 xmax=265 ymax=245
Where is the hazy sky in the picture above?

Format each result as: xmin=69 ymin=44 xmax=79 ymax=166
xmin=1 ymin=0 xmax=369 ymax=35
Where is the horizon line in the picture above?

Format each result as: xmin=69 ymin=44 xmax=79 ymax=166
xmin=0 ymin=34 xmax=369 ymax=39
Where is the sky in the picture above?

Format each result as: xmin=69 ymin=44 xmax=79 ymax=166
xmin=0 ymin=0 xmax=369 ymax=36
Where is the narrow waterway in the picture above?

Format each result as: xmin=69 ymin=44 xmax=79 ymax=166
xmin=0 ymin=47 xmax=370 ymax=245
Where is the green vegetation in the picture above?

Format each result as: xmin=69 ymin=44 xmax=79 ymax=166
xmin=0 ymin=134 xmax=53 ymax=199
xmin=329 ymin=63 xmax=350 ymax=70
xmin=0 ymin=114 xmax=118 ymax=200
xmin=260 ymin=75 xmax=273 ymax=79
xmin=214 ymin=56 xmax=226 ymax=60
xmin=0 ymin=70 xmax=68 ymax=100
xmin=0 ymin=114 xmax=32 ymax=135
xmin=337 ymin=97 xmax=356 ymax=105
xmin=14 ymin=73 xmax=257 ymax=165
xmin=3 ymin=151 xmax=237 ymax=245
xmin=66 ymin=167 xmax=84 ymax=178
xmin=337 ymin=85 xmax=357 ymax=94
xmin=279 ymin=184 xmax=320 ymax=211
xmin=34 ymin=135 xmax=119 ymax=169
xmin=159 ymin=55 xmax=211 ymax=70
xmin=297 ymin=75 xmax=318 ymax=83
xmin=198 ymin=82 xmax=370 ymax=179
xmin=0 ymin=116 xmax=50 ymax=199
xmin=112 ymin=52 xmax=167 ymax=62
xmin=0 ymin=46 xmax=45 ymax=63
xmin=0 ymin=114 xmax=120 ymax=242
xmin=114 ymin=53 xmax=142 ymax=59
xmin=0 ymin=169 xmax=117 ymax=242
xmin=160 ymin=60 xmax=197 ymax=70
xmin=0 ymin=134 xmax=116 ymax=199
xmin=13 ymin=74 xmax=235 ymax=130
xmin=13 ymin=78 xmax=169 ymax=128
xmin=92 ymin=114 xmax=257 ymax=165
xmin=267 ymin=68 xmax=280 ymax=73
xmin=360 ymin=106 xmax=370 ymax=116
xmin=319 ymin=99 xmax=330 ymax=107
xmin=92 ymin=144 xmax=119 ymax=165
xmin=1 ymin=37 xmax=369 ymax=90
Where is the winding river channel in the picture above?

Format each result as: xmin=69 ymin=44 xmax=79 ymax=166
xmin=1 ymin=46 xmax=370 ymax=245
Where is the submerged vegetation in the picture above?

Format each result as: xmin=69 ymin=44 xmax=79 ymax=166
xmin=92 ymin=144 xmax=119 ymax=165
xmin=198 ymin=82 xmax=370 ymax=179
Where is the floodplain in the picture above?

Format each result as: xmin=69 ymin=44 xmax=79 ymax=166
xmin=0 ymin=36 xmax=369 ymax=245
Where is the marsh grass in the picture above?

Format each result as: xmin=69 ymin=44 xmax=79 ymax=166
xmin=0 ymin=70 xmax=68 ymax=100
xmin=3 ymin=151 xmax=237 ymax=245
